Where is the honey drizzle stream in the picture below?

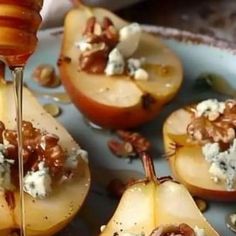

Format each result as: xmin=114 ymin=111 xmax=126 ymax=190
xmin=12 ymin=67 xmax=26 ymax=236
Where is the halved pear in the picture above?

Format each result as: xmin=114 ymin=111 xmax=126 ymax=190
xmin=0 ymin=80 xmax=90 ymax=235
xmin=163 ymin=107 xmax=236 ymax=201
xmin=59 ymin=5 xmax=183 ymax=129
xmin=100 ymin=153 xmax=219 ymax=236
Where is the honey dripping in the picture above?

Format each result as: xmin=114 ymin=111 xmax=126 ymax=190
xmin=12 ymin=67 xmax=26 ymax=236
xmin=0 ymin=0 xmax=44 ymax=234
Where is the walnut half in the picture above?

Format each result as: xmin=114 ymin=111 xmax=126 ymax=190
xmin=78 ymin=16 xmax=119 ymax=74
xmin=187 ymin=100 xmax=236 ymax=144
xmin=150 ymin=224 xmax=196 ymax=236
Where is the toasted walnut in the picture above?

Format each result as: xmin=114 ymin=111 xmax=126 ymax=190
xmin=2 ymin=121 xmax=66 ymax=177
xmin=32 ymin=64 xmax=60 ymax=87
xmin=117 ymin=130 xmax=151 ymax=154
xmin=0 ymin=121 xmax=5 ymax=143
xmin=108 ymin=140 xmax=136 ymax=158
xmin=187 ymin=100 xmax=236 ymax=144
xmin=78 ymin=16 xmax=119 ymax=74
xmin=79 ymin=46 xmax=108 ymax=73
xmin=102 ymin=17 xmax=114 ymax=29
xmin=150 ymin=224 xmax=196 ymax=236
xmin=108 ymin=130 xmax=151 ymax=159
xmin=35 ymin=135 xmax=66 ymax=177
xmin=3 ymin=130 xmax=18 ymax=146
xmin=83 ymin=16 xmax=96 ymax=35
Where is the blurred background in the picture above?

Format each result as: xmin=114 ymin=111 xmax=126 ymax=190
xmin=42 ymin=0 xmax=236 ymax=43
xmin=117 ymin=0 xmax=236 ymax=43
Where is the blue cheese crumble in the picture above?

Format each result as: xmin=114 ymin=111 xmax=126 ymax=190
xmin=196 ymin=99 xmax=225 ymax=121
xmin=76 ymin=19 xmax=149 ymax=79
xmin=105 ymin=48 xmax=125 ymax=76
xmin=0 ymin=144 xmax=14 ymax=190
xmin=202 ymin=139 xmax=236 ymax=190
xmin=24 ymin=161 xmax=52 ymax=199
xmin=127 ymin=58 xmax=148 ymax=80
xmin=65 ymin=148 xmax=88 ymax=169
xmin=75 ymin=38 xmax=105 ymax=53
xmin=117 ymin=23 xmax=142 ymax=58
xmin=75 ymin=38 xmax=93 ymax=52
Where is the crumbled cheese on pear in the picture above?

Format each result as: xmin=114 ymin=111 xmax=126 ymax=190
xmin=105 ymin=48 xmax=125 ymax=76
xmin=118 ymin=23 xmax=142 ymax=58
xmin=209 ymin=163 xmax=226 ymax=180
xmin=202 ymin=139 xmax=236 ymax=190
xmin=194 ymin=226 xmax=206 ymax=236
xmin=127 ymin=58 xmax=143 ymax=76
xmin=196 ymin=99 xmax=225 ymax=119
xmin=0 ymin=144 xmax=14 ymax=190
xmin=65 ymin=148 xmax=88 ymax=169
xmin=134 ymin=68 xmax=149 ymax=80
xmin=24 ymin=161 xmax=52 ymax=199
xmin=127 ymin=58 xmax=148 ymax=80
xmin=202 ymin=142 xmax=220 ymax=162
xmin=75 ymin=38 xmax=105 ymax=53
xmin=75 ymin=38 xmax=93 ymax=52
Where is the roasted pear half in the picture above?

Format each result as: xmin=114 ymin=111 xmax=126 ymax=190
xmin=100 ymin=153 xmax=219 ymax=236
xmin=0 ymin=78 xmax=90 ymax=235
xmin=59 ymin=5 xmax=183 ymax=129
xmin=163 ymin=106 xmax=236 ymax=201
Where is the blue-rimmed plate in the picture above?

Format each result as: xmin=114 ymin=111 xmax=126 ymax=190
xmin=24 ymin=26 xmax=236 ymax=236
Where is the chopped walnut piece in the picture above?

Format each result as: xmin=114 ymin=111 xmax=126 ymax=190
xmin=0 ymin=121 xmax=5 ymax=143
xmin=83 ymin=16 xmax=96 ymax=35
xmin=108 ymin=130 xmax=151 ymax=159
xmin=79 ymin=45 xmax=108 ymax=73
xmin=102 ymin=17 xmax=114 ymax=29
xmin=108 ymin=140 xmax=135 ymax=158
xmin=2 ymin=121 xmax=66 ymax=178
xmin=150 ymin=224 xmax=196 ymax=236
xmin=187 ymin=100 xmax=236 ymax=144
xmin=117 ymin=130 xmax=151 ymax=154
xmin=32 ymin=64 xmax=60 ymax=87
xmin=78 ymin=16 xmax=119 ymax=74
xmin=94 ymin=22 xmax=102 ymax=36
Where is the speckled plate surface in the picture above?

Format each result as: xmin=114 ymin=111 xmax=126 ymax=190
xmin=24 ymin=26 xmax=236 ymax=236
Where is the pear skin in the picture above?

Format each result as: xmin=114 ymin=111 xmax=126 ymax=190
xmin=100 ymin=153 xmax=219 ymax=236
xmin=163 ymin=107 xmax=236 ymax=201
xmin=59 ymin=6 xmax=183 ymax=129
xmin=0 ymin=81 xmax=90 ymax=235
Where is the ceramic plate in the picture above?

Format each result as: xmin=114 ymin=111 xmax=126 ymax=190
xmin=23 ymin=26 xmax=236 ymax=236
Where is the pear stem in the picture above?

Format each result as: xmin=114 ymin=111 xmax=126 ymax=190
xmin=141 ymin=152 xmax=159 ymax=183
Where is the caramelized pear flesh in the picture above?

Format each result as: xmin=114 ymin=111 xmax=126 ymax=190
xmin=59 ymin=6 xmax=183 ymax=129
xmin=100 ymin=154 xmax=219 ymax=236
xmin=0 ymin=81 xmax=90 ymax=235
xmin=163 ymin=108 xmax=236 ymax=201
